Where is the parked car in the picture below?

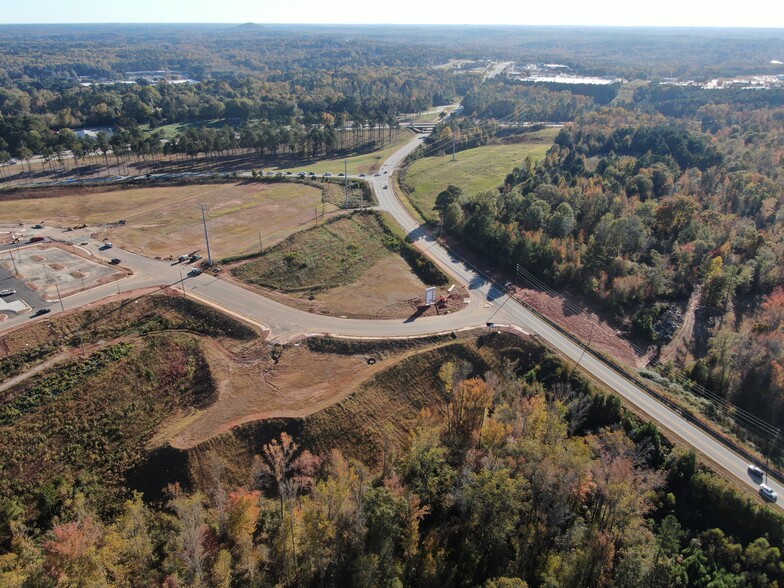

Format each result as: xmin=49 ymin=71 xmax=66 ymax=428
xmin=190 ymin=254 xmax=203 ymax=262
xmin=760 ymin=485 xmax=778 ymax=502
xmin=0 ymin=289 xmax=16 ymax=296
xmin=34 ymin=308 xmax=51 ymax=316
xmin=178 ymin=254 xmax=190 ymax=262
xmin=110 ymin=258 xmax=121 ymax=264
xmin=189 ymin=267 xmax=203 ymax=276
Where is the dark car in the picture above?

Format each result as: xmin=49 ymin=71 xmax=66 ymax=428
xmin=110 ymin=258 xmax=121 ymax=264
xmin=28 ymin=236 xmax=45 ymax=243
xmin=34 ymin=308 xmax=51 ymax=317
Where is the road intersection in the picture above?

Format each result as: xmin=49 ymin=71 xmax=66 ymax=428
xmin=0 ymin=132 xmax=781 ymax=510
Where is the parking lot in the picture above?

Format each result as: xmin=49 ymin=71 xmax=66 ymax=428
xmin=0 ymin=243 xmax=125 ymax=306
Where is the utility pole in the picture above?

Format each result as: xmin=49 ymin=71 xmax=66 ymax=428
xmin=258 ymin=231 xmax=263 ymax=253
xmin=201 ymin=204 xmax=213 ymax=266
xmin=179 ymin=269 xmax=186 ymax=297
xmin=344 ymin=159 xmax=349 ymax=209
xmin=54 ymin=282 xmax=65 ymax=312
xmin=8 ymin=253 xmax=17 ymax=276
xmin=452 ymin=133 xmax=456 ymax=162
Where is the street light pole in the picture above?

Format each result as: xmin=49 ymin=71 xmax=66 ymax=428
xmin=201 ymin=204 xmax=213 ymax=266
xmin=179 ymin=269 xmax=186 ymax=297
xmin=344 ymin=159 xmax=349 ymax=209
xmin=54 ymin=282 xmax=65 ymax=312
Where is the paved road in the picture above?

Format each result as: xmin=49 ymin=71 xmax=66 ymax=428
xmin=0 ymin=134 xmax=780 ymax=510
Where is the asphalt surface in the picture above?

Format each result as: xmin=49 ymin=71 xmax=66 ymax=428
xmin=0 ymin=134 xmax=781 ymax=510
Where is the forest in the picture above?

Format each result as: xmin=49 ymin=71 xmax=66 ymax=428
xmin=428 ymin=77 xmax=784 ymax=454
xmin=2 ymin=23 xmax=784 ymax=587
xmin=1 ymin=331 xmax=782 ymax=588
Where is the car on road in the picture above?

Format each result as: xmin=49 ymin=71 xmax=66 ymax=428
xmin=0 ymin=289 xmax=16 ymax=296
xmin=759 ymin=485 xmax=778 ymax=502
xmin=102 ymin=242 xmax=113 ymax=249
xmin=374 ymin=173 xmax=381 ymax=176
xmin=28 ymin=236 xmax=45 ymax=243
xmin=338 ymin=172 xmax=345 ymax=176
xmin=31 ymin=224 xmax=44 ymax=229
xmin=110 ymin=258 xmax=121 ymax=264
xmin=748 ymin=464 xmax=765 ymax=479
xmin=297 ymin=172 xmax=306 ymax=177
xmin=324 ymin=172 xmax=333 ymax=177
xmin=189 ymin=267 xmax=203 ymax=276
xmin=359 ymin=173 xmax=366 ymax=177
xmin=190 ymin=254 xmax=202 ymax=262
xmin=383 ymin=185 xmax=388 ymax=189
xmin=33 ymin=308 xmax=51 ymax=317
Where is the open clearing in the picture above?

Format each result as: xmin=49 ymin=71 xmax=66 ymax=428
xmin=168 ymin=332 xmax=495 ymax=451
xmin=0 ymin=182 xmax=337 ymax=259
xmin=181 ymin=331 xmax=537 ymax=486
xmin=404 ymin=128 xmax=558 ymax=220
xmin=230 ymin=213 xmax=465 ymax=319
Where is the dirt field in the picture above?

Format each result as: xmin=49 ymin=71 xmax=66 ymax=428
xmin=512 ymin=285 xmax=655 ymax=368
xmin=231 ymin=255 xmax=467 ymax=320
xmin=0 ymin=182 xmax=338 ymax=259
xmin=162 ymin=342 xmax=387 ymax=449
xmin=165 ymin=332 xmax=497 ymax=451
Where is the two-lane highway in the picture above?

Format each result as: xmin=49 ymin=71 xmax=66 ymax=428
xmin=0 ymin=132 xmax=780 ymax=509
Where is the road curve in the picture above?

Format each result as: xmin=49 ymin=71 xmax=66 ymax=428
xmin=0 ymin=133 xmax=781 ymax=510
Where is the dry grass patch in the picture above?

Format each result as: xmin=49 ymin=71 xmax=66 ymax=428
xmin=0 ymin=182 xmax=338 ymax=259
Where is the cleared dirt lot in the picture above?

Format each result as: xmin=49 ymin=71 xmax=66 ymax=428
xmin=163 ymin=342 xmax=383 ymax=449
xmin=0 ymin=182 xmax=338 ymax=259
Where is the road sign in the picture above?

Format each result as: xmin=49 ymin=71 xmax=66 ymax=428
xmin=425 ymin=287 xmax=436 ymax=306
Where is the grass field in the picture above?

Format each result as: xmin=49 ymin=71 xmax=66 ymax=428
xmin=0 ymin=182 xmax=338 ymax=259
xmin=404 ymin=128 xmax=558 ymax=220
xmin=232 ymin=213 xmax=395 ymax=292
xmin=230 ymin=212 xmax=456 ymax=318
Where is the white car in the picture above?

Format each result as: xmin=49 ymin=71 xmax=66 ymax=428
xmin=748 ymin=464 xmax=765 ymax=478
xmin=0 ymin=289 xmax=16 ymax=296
xmin=324 ymin=172 xmax=333 ymax=177
xmin=759 ymin=485 xmax=778 ymax=502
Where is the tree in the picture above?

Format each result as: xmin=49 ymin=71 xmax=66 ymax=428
xmin=253 ymin=433 xmax=320 ymax=583
xmin=434 ymin=185 xmax=463 ymax=214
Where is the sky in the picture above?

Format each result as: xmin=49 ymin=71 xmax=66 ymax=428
xmin=3 ymin=0 xmax=784 ymax=28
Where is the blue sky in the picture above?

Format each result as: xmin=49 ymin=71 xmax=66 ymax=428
xmin=3 ymin=0 xmax=783 ymax=28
